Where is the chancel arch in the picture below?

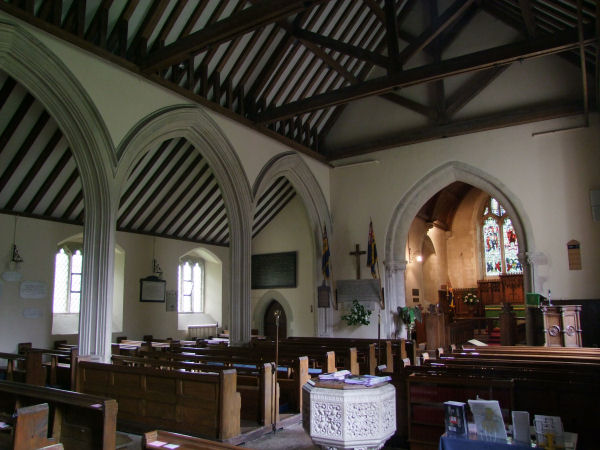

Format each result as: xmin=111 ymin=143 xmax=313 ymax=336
xmin=252 ymin=152 xmax=333 ymax=336
xmin=0 ymin=20 xmax=115 ymax=358
xmin=116 ymin=105 xmax=253 ymax=345
xmin=385 ymin=161 xmax=534 ymax=338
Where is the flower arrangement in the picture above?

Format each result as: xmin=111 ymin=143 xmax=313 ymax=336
xmin=463 ymin=291 xmax=479 ymax=305
xmin=342 ymin=300 xmax=372 ymax=326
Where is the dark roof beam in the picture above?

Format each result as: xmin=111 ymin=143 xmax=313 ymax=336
xmin=292 ymin=28 xmax=390 ymax=68
xmin=257 ymin=25 xmax=597 ymax=124
xmin=384 ymin=0 xmax=401 ymax=73
xmin=576 ymin=0 xmax=590 ymax=124
xmin=142 ymin=0 xmax=330 ymax=73
xmin=518 ymin=0 xmax=537 ymax=37
xmin=330 ymin=101 xmax=583 ymax=159
xmin=398 ymin=0 xmax=476 ymax=67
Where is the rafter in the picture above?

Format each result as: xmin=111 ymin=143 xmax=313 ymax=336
xmin=518 ymin=0 xmax=537 ymax=37
xmin=398 ymin=0 xmax=475 ymax=66
xmin=292 ymin=28 xmax=390 ymax=68
xmin=142 ymin=0 xmax=329 ymax=73
xmin=330 ymin=101 xmax=583 ymax=159
xmin=257 ymin=25 xmax=597 ymax=124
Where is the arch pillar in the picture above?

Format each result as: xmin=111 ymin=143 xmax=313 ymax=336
xmin=253 ymin=152 xmax=333 ymax=336
xmin=116 ymin=105 xmax=253 ymax=346
xmin=384 ymin=260 xmax=408 ymax=339
xmin=0 ymin=19 xmax=116 ymax=360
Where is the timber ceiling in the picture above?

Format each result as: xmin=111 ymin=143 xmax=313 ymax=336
xmin=0 ymin=0 xmax=598 ymax=245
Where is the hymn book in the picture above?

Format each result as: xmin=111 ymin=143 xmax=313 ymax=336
xmin=444 ymin=401 xmax=467 ymax=437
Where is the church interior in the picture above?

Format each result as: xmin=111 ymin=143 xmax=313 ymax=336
xmin=0 ymin=0 xmax=598 ymax=449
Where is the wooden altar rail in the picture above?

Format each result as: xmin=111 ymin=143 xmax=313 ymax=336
xmin=0 ymin=351 xmax=44 ymax=386
xmin=0 ymin=379 xmax=117 ymax=449
xmin=77 ymin=360 xmax=240 ymax=440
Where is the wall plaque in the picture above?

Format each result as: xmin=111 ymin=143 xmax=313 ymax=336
xmin=251 ymin=251 xmax=297 ymax=289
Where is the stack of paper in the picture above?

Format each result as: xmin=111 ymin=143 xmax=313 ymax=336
xmin=343 ymin=375 xmax=391 ymax=386
xmin=534 ymin=415 xmax=564 ymax=448
xmin=318 ymin=370 xmax=351 ymax=380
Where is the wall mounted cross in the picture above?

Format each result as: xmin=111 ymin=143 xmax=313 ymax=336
xmin=349 ymin=244 xmax=366 ymax=280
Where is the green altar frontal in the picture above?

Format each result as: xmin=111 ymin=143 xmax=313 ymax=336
xmin=484 ymin=304 xmax=526 ymax=319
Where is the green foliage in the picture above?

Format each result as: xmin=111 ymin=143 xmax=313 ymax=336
xmin=342 ymin=300 xmax=372 ymax=326
xmin=398 ymin=306 xmax=423 ymax=325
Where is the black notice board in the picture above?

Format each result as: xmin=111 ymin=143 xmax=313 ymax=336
xmin=252 ymin=251 xmax=297 ymax=289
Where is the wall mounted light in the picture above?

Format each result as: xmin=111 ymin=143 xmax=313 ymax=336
xmin=408 ymin=247 xmax=422 ymax=264
xmin=2 ymin=215 xmax=24 ymax=282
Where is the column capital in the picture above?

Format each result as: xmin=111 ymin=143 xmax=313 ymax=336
xmin=385 ymin=260 xmax=407 ymax=273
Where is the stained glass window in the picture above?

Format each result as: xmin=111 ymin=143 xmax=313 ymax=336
xmin=481 ymin=198 xmax=522 ymax=277
xmin=178 ymin=258 xmax=204 ymax=313
xmin=52 ymin=247 xmax=82 ymax=314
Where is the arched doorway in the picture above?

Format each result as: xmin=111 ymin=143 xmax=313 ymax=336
xmin=385 ymin=161 xmax=533 ymax=339
xmin=264 ymin=300 xmax=287 ymax=339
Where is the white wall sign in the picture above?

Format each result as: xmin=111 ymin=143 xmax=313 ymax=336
xmin=20 ymin=281 xmax=48 ymax=299
xmin=166 ymin=289 xmax=177 ymax=312
xmin=23 ymin=308 xmax=43 ymax=319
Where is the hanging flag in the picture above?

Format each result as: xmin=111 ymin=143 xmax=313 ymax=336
xmin=321 ymin=224 xmax=330 ymax=281
xmin=448 ymin=281 xmax=455 ymax=310
xmin=367 ymin=220 xmax=378 ymax=278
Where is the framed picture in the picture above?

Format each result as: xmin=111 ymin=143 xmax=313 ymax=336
xmin=140 ymin=276 xmax=166 ymax=302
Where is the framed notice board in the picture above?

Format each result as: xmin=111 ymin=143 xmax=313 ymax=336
xmin=252 ymin=251 xmax=297 ymax=289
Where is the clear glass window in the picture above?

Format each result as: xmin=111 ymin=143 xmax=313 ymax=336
xmin=178 ymin=259 xmax=204 ymax=313
xmin=52 ymin=248 xmax=82 ymax=313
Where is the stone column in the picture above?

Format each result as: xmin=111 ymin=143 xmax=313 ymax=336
xmin=78 ymin=187 xmax=117 ymax=361
xmin=384 ymin=260 xmax=407 ymax=339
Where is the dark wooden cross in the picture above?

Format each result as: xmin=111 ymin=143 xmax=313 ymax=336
xmin=349 ymin=244 xmax=366 ymax=280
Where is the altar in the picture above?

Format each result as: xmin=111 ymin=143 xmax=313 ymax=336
xmin=302 ymin=380 xmax=396 ymax=450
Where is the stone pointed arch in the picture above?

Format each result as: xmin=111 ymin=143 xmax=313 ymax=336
xmin=0 ymin=20 xmax=116 ymax=358
xmin=384 ymin=161 xmax=533 ymax=338
xmin=253 ymin=152 xmax=333 ymax=336
xmin=116 ymin=105 xmax=253 ymax=345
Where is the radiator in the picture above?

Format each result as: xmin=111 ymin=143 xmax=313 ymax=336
xmin=188 ymin=324 xmax=218 ymax=339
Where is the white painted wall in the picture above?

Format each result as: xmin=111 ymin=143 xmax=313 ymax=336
xmin=251 ymin=196 xmax=315 ymax=336
xmin=331 ymin=114 xmax=600 ymax=303
xmin=0 ymin=215 xmax=82 ymax=352
xmin=115 ymin=232 xmax=229 ymax=341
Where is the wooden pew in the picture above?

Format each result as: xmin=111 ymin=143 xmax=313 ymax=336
xmin=77 ymin=360 xmax=240 ymax=440
xmin=18 ymin=344 xmax=79 ymax=390
xmin=13 ymin=403 xmax=59 ymax=449
xmin=111 ymin=353 xmax=276 ymax=426
xmin=0 ymin=379 xmax=117 ymax=450
xmin=0 ymin=351 xmax=44 ymax=386
xmin=397 ymin=352 xmax=600 ymax=450
xmin=144 ymin=430 xmax=245 ymax=449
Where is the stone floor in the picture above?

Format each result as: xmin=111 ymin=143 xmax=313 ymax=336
xmin=116 ymin=421 xmax=408 ymax=449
